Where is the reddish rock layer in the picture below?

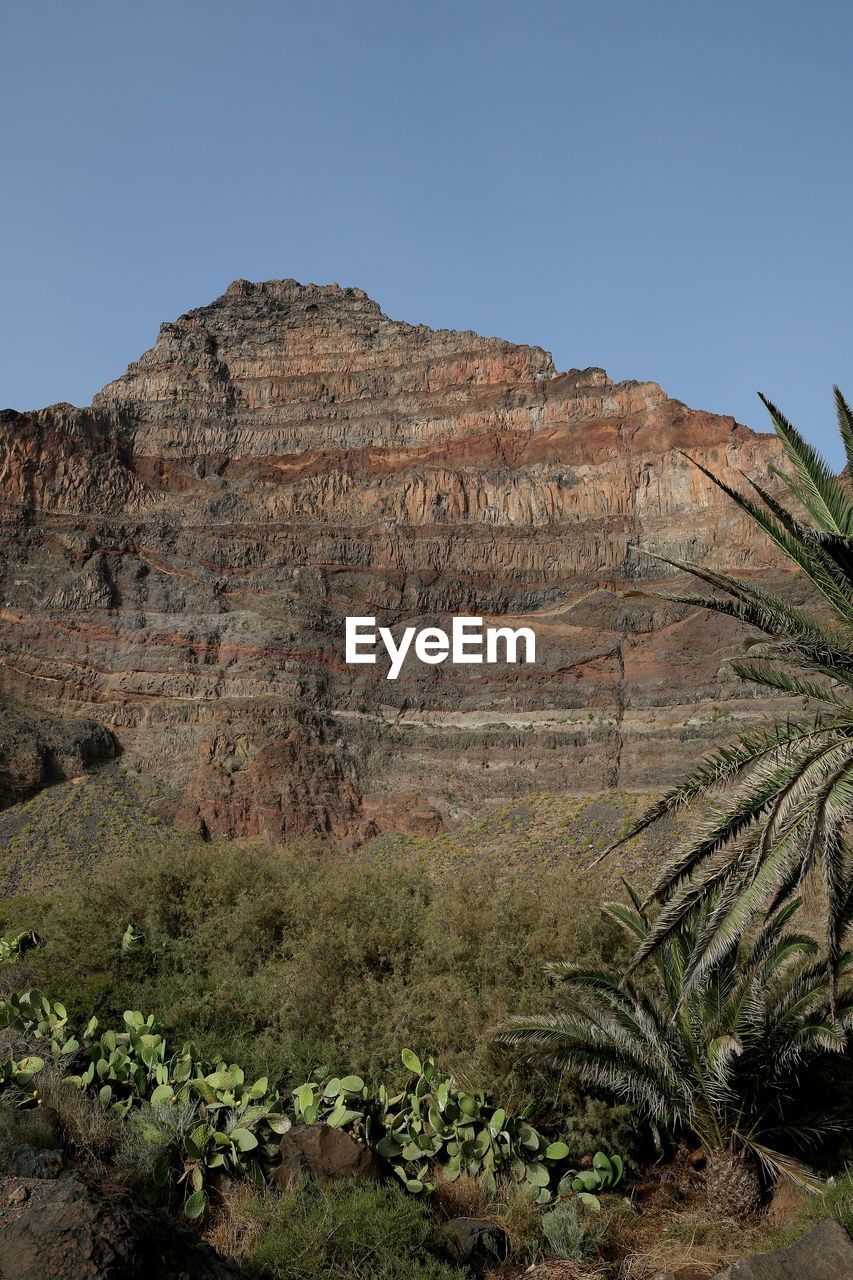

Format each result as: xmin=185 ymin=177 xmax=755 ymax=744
xmin=0 ymin=280 xmax=792 ymax=842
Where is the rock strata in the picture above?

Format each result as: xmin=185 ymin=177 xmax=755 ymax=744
xmin=0 ymin=280 xmax=795 ymax=841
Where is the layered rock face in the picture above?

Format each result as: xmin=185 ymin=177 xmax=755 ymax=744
xmin=0 ymin=280 xmax=792 ymax=841
xmin=0 ymin=699 xmax=117 ymax=809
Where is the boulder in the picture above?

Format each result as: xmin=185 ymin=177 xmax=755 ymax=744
xmin=0 ymin=1174 xmax=240 ymax=1279
xmin=712 ymin=1219 xmax=853 ymax=1278
xmin=11 ymin=1144 xmax=63 ymax=1179
xmin=0 ymin=1106 xmax=63 ymax=1152
xmin=271 ymin=1123 xmax=384 ymax=1190
xmin=446 ymin=1215 xmax=508 ymax=1266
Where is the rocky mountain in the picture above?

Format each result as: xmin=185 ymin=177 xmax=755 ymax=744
xmin=0 ymin=280 xmax=794 ymax=843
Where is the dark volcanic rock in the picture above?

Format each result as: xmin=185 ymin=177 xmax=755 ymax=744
xmin=0 ymin=1174 xmax=240 ymax=1280
xmin=712 ymin=1219 xmax=853 ymax=1278
xmin=0 ymin=700 xmax=118 ymax=809
xmin=446 ymin=1216 xmax=509 ymax=1265
xmin=0 ymin=1107 xmax=63 ymax=1151
xmin=0 ymin=280 xmax=797 ymax=842
xmin=11 ymin=1145 xmax=63 ymax=1179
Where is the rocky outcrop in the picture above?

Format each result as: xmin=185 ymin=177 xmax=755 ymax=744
xmin=0 ymin=1174 xmax=240 ymax=1279
xmin=446 ymin=1216 xmax=509 ymax=1266
xmin=711 ymin=1219 xmax=853 ymax=1279
xmin=0 ymin=699 xmax=118 ymax=809
xmin=0 ymin=280 xmax=795 ymax=841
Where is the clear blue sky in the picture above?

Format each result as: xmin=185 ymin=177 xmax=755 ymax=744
xmin=2 ymin=0 xmax=851 ymax=461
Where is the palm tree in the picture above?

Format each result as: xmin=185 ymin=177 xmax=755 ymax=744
xmin=599 ymin=388 xmax=853 ymax=996
xmin=494 ymin=889 xmax=853 ymax=1217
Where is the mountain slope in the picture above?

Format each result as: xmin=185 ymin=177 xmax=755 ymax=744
xmin=0 ymin=280 xmax=792 ymax=843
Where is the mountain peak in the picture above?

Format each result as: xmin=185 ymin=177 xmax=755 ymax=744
xmin=0 ymin=282 xmax=785 ymax=846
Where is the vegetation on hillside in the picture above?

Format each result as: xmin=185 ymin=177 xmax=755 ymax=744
xmin=0 ymin=985 xmax=607 ymax=1219
xmin=0 ymin=833 xmax=633 ymax=1141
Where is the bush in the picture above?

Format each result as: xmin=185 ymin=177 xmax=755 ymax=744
xmin=494 ymin=1180 xmax=545 ymax=1262
xmin=557 ymin=1098 xmax=639 ymax=1169
xmin=0 ymin=834 xmax=627 ymax=1125
xmin=0 ymin=1066 xmax=158 ymax=1187
xmin=240 ymin=1179 xmax=467 ymax=1280
xmin=0 ymin=993 xmax=290 ymax=1219
xmin=540 ymin=1200 xmax=612 ymax=1261
xmin=33 ymin=1069 xmax=121 ymax=1172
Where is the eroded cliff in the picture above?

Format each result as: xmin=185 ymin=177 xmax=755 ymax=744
xmin=0 ymin=280 xmax=793 ymax=841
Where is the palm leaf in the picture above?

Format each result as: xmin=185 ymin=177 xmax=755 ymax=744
xmin=675 ymin=451 xmax=853 ymax=615
xmin=593 ymin=720 xmax=842 ymax=862
xmin=757 ymin=392 xmax=853 ymax=535
xmin=834 ymin=386 xmax=853 ymax=478
xmin=495 ymin=889 xmax=848 ymax=1171
xmin=738 ymin=1136 xmax=824 ymax=1191
xmin=728 ymin=662 xmax=853 ymax=709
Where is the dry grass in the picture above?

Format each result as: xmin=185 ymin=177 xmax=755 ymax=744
xmin=431 ymin=1170 xmax=546 ymax=1261
xmin=508 ymin=1262 xmax=609 ymax=1279
xmin=609 ymin=1163 xmax=768 ymax=1280
xmin=33 ymin=1070 xmax=121 ymax=1174
xmin=432 ymin=1171 xmax=555 ymax=1265
xmin=493 ymin=1179 xmax=548 ymax=1262
xmin=0 ymin=1104 xmax=62 ymax=1172
xmin=432 ymin=1170 xmax=492 ymax=1221
xmin=0 ymin=1024 xmax=42 ymax=1065
xmin=204 ymin=1177 xmax=267 ymax=1262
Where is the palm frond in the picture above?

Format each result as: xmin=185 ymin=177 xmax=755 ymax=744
xmin=675 ymin=451 xmax=853 ymax=615
xmin=758 ymin=392 xmax=853 ymax=535
xmin=834 ymin=386 xmax=853 ymax=478
xmin=634 ymin=545 xmax=843 ymax=641
xmin=728 ymin=661 xmax=853 ymax=710
xmin=738 ymin=1135 xmax=824 ymax=1191
xmin=495 ymin=887 xmax=847 ymax=1171
xmin=593 ymin=719 xmax=841 ymax=862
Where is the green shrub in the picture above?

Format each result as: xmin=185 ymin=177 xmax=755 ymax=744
xmin=0 ymin=990 xmax=292 ymax=1218
xmin=0 ymin=993 xmax=613 ymax=1216
xmin=496 ymin=886 xmax=851 ymax=1205
xmin=0 ymin=834 xmax=627 ymax=1126
xmin=540 ymin=1199 xmax=611 ymax=1261
xmin=557 ymin=1098 xmax=638 ymax=1167
xmin=241 ymin=1180 xmax=467 ymax=1280
xmin=289 ymin=1049 xmax=583 ymax=1200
